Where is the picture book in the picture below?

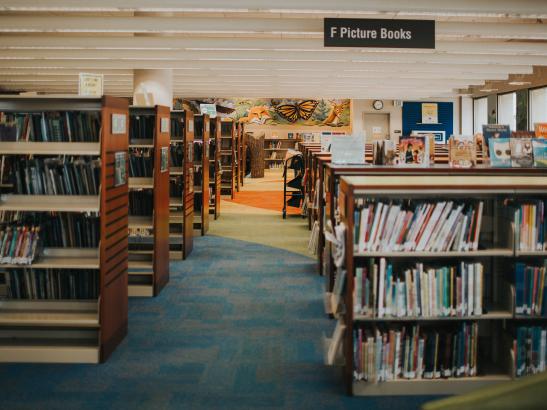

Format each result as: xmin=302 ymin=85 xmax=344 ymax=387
xmin=535 ymin=123 xmax=547 ymax=139
xmin=510 ymin=138 xmax=534 ymax=168
xmin=482 ymin=124 xmax=511 ymax=156
xmin=532 ymin=138 xmax=547 ymax=167
xmin=449 ymin=134 xmax=476 ymax=168
xmin=398 ymin=136 xmax=429 ymax=166
xmin=488 ymin=138 xmax=511 ymax=167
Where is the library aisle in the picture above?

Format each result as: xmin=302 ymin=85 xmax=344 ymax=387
xmin=0 ymin=186 xmax=436 ymax=410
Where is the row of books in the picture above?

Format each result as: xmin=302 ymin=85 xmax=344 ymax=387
xmin=41 ymin=213 xmax=99 ymax=249
xmin=170 ymin=178 xmax=183 ymax=198
xmin=130 ymin=115 xmax=155 ymax=140
xmin=514 ymin=326 xmax=546 ymax=377
xmin=129 ymin=191 xmax=153 ymax=216
xmin=489 ymin=138 xmax=546 ymax=168
xmin=0 ymin=224 xmax=40 ymax=265
xmin=353 ymin=323 xmax=479 ymax=382
xmin=0 ymin=111 xmax=101 ymax=142
xmin=268 ymin=141 xmax=283 ymax=149
xmin=354 ymin=200 xmax=484 ymax=253
xmin=515 ymin=262 xmax=547 ymax=316
xmin=170 ymin=145 xmax=183 ymax=167
xmin=193 ymin=140 xmax=204 ymax=162
xmin=1 ymin=268 xmax=98 ymax=300
xmin=12 ymin=157 xmax=100 ymax=196
xmin=515 ymin=201 xmax=546 ymax=251
xmin=354 ymin=260 xmax=484 ymax=318
xmin=128 ymin=149 xmax=154 ymax=178
xmin=170 ymin=118 xmax=184 ymax=139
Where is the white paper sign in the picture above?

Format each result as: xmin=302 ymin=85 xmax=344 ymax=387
xmin=321 ymin=133 xmax=332 ymax=152
xmin=78 ymin=73 xmax=103 ymax=97
xmin=160 ymin=117 xmax=169 ymax=133
xmin=188 ymin=119 xmax=194 ymax=133
xmin=200 ymin=103 xmax=217 ymax=118
xmin=111 ymin=113 xmax=126 ymax=134
xmin=331 ymin=134 xmax=366 ymax=165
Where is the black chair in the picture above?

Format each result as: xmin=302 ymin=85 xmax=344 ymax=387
xmin=282 ymin=153 xmax=304 ymax=219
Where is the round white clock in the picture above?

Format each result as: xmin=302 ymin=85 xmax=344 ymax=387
xmin=373 ymin=100 xmax=384 ymax=110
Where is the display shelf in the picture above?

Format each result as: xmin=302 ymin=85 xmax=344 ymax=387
xmin=353 ymin=249 xmax=514 ymax=258
xmin=128 ymin=284 xmax=154 ymax=298
xmin=0 ymin=141 xmax=100 ymax=156
xmin=169 ymin=167 xmax=184 ymax=175
xmin=1 ymin=248 xmax=99 ymax=269
xmin=353 ymin=310 xmax=513 ymax=322
xmin=128 ymin=177 xmax=154 ymax=189
xmin=219 ymin=118 xmax=236 ymax=199
xmin=193 ymin=114 xmax=210 ymax=235
xmin=128 ymin=215 xmax=153 ymax=229
xmin=209 ymin=118 xmax=221 ymax=218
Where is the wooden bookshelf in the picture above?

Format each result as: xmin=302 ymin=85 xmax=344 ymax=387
xmin=337 ymin=174 xmax=547 ymax=396
xmin=220 ymin=118 xmax=235 ymax=199
xmin=128 ymin=105 xmax=170 ymax=297
xmin=264 ymin=137 xmax=300 ymax=170
xmin=238 ymin=122 xmax=246 ymax=188
xmin=209 ymin=117 xmax=221 ymax=219
xmin=193 ymin=114 xmax=210 ymax=235
xmin=169 ymin=110 xmax=194 ymax=259
xmin=0 ymin=95 xmax=129 ymax=363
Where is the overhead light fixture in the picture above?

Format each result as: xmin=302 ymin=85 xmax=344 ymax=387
xmin=508 ymin=81 xmax=532 ymax=86
xmin=479 ymin=88 xmax=498 ymax=92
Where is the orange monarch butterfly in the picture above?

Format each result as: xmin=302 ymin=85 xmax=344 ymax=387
xmin=275 ymin=100 xmax=319 ymax=123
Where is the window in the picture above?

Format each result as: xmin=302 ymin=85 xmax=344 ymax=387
xmin=498 ymin=92 xmax=516 ymax=131
xmin=473 ymin=97 xmax=487 ymax=134
xmin=530 ymin=87 xmax=547 ymax=130
xmin=516 ymin=89 xmax=528 ymax=131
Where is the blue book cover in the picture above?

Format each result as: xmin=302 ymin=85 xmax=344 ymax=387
xmin=489 ymin=138 xmax=512 ymax=167
xmin=483 ymin=124 xmax=511 ymax=148
xmin=532 ymin=139 xmax=547 ymax=168
xmin=515 ymin=262 xmax=525 ymax=314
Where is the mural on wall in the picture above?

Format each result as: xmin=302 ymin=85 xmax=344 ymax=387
xmin=173 ymin=98 xmax=351 ymax=127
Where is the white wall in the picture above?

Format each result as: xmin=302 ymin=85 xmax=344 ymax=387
xmin=473 ymin=97 xmax=488 ymax=134
xmin=351 ymin=99 xmax=402 ymax=141
xmin=461 ymin=96 xmax=474 ymax=135
xmin=530 ymin=87 xmax=547 ymax=129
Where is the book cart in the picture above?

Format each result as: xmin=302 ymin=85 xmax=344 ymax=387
xmin=220 ymin=118 xmax=235 ymax=199
xmin=193 ymin=114 xmax=210 ymax=235
xmin=0 ymin=95 xmax=129 ymax=362
xmin=209 ymin=117 xmax=221 ymax=220
xmin=169 ymin=110 xmax=194 ymax=259
xmin=127 ymin=106 xmax=169 ymax=297
xmin=337 ymin=174 xmax=547 ymax=395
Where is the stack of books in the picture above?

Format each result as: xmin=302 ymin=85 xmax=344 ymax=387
xmin=353 ymin=322 xmax=479 ymax=382
xmin=354 ymin=259 xmax=484 ymax=318
xmin=2 ymin=268 xmax=98 ymax=299
xmin=0 ymin=224 xmax=41 ymax=265
xmin=514 ymin=326 xmax=546 ymax=377
xmin=354 ymin=200 xmax=484 ymax=253
xmin=515 ymin=262 xmax=547 ymax=316
xmin=13 ymin=157 xmax=100 ymax=195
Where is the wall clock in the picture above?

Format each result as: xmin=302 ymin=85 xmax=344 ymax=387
xmin=372 ymin=100 xmax=384 ymax=110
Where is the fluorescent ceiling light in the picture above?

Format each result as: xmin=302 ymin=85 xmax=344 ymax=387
xmin=508 ymin=81 xmax=532 ymax=86
xmin=479 ymin=88 xmax=498 ymax=92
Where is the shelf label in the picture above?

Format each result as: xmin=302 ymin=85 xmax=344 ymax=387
xmin=160 ymin=117 xmax=169 ymax=133
xmin=324 ymin=18 xmax=435 ymax=49
xmin=78 ymin=72 xmax=103 ymax=96
xmin=111 ymin=113 xmax=126 ymax=135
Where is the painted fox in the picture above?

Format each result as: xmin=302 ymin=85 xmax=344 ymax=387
xmin=239 ymin=105 xmax=272 ymax=124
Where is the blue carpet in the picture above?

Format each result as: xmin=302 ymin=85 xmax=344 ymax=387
xmin=0 ymin=236 xmax=441 ymax=409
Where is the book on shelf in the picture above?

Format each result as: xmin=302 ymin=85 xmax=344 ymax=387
xmin=129 ymin=191 xmax=153 ymax=216
xmin=353 ymin=322 xmax=478 ymax=382
xmin=482 ymin=124 xmax=511 ymax=156
xmin=170 ymin=117 xmax=184 ymax=139
xmin=515 ymin=262 xmax=547 ymax=316
xmin=1 ymin=268 xmax=98 ymax=300
xmin=532 ymin=139 xmax=547 ymax=167
xmin=398 ymin=136 xmax=429 ymax=166
xmin=0 ymin=111 xmax=101 ymax=142
xmin=11 ymin=157 xmax=100 ymax=196
xmin=514 ymin=326 xmax=546 ymax=377
xmin=354 ymin=259 xmax=484 ymax=319
xmin=0 ymin=223 xmax=40 ymax=265
xmin=449 ymin=135 xmax=477 ymax=168
xmin=353 ymin=199 xmax=484 ymax=253
xmin=534 ymin=123 xmax=547 ymax=139
xmin=488 ymin=138 xmax=512 ymax=167
xmin=514 ymin=201 xmax=546 ymax=251
xmin=130 ymin=115 xmax=155 ymax=141
xmin=510 ymin=138 xmax=534 ymax=168
xmin=129 ymin=148 xmax=154 ymax=178
xmin=169 ymin=145 xmax=183 ymax=167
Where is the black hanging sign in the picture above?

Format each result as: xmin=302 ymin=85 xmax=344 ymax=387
xmin=324 ymin=18 xmax=435 ymax=49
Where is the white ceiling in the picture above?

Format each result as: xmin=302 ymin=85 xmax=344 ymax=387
xmin=0 ymin=0 xmax=545 ymax=99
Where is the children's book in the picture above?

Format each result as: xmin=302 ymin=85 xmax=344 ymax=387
xmin=398 ymin=136 xmax=429 ymax=166
xmin=534 ymin=123 xmax=547 ymax=139
xmin=532 ymin=139 xmax=547 ymax=167
xmin=483 ymin=124 xmax=511 ymax=156
xmin=449 ymin=135 xmax=476 ymax=168
xmin=488 ymin=138 xmax=511 ymax=167
xmin=510 ymin=138 xmax=534 ymax=168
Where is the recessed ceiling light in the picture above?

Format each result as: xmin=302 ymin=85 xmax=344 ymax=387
xmin=479 ymin=88 xmax=498 ymax=92
xmin=508 ymin=81 xmax=532 ymax=86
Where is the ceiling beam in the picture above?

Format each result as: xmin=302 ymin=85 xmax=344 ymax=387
xmin=1 ymin=0 xmax=545 ymax=19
